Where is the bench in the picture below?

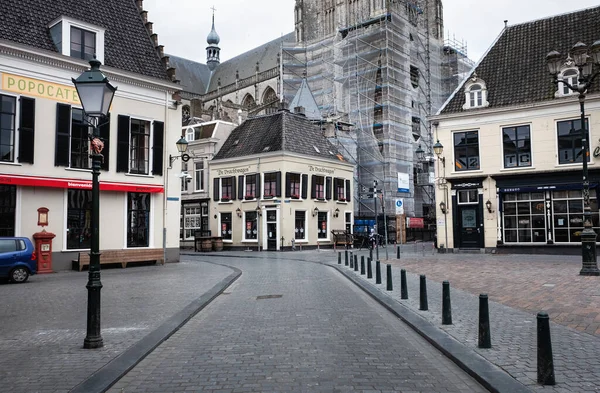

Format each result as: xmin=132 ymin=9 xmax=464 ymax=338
xmin=331 ymin=230 xmax=353 ymax=249
xmin=73 ymin=248 xmax=165 ymax=271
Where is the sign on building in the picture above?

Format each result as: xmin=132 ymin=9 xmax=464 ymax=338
xmin=395 ymin=198 xmax=404 ymax=215
xmin=397 ymin=172 xmax=410 ymax=193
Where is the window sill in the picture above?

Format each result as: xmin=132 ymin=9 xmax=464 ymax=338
xmin=65 ymin=167 xmax=92 ymax=173
xmin=287 ymin=198 xmax=303 ymax=202
xmin=241 ymin=240 xmax=258 ymax=243
xmin=242 ymin=199 xmax=257 ymax=203
xmin=294 ymin=239 xmax=308 ymax=243
xmin=555 ymin=162 xmax=593 ymax=168
xmin=499 ymin=166 xmax=535 ymax=172
xmin=314 ymin=199 xmax=328 ymax=203
xmin=449 ymin=169 xmax=483 ymax=175
xmin=317 ymin=239 xmax=331 ymax=242
xmin=126 ymin=173 xmax=154 ymax=178
xmin=223 ymin=240 xmax=233 ymax=243
xmin=336 ymin=201 xmax=348 ymax=204
xmin=218 ymin=200 xmax=233 ymax=204
xmin=0 ymin=161 xmax=22 ymax=167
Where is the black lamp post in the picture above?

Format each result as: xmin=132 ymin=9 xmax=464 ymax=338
xmin=546 ymin=40 xmax=600 ymax=276
xmin=72 ymin=58 xmax=117 ymax=348
xmin=433 ymin=140 xmax=449 ymax=253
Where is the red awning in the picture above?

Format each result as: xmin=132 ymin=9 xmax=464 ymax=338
xmin=0 ymin=174 xmax=164 ymax=193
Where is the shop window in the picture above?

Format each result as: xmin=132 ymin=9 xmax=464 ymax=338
xmin=0 ymin=185 xmax=16 ymax=237
xmin=503 ymin=125 xmax=531 ymax=168
xmin=557 ymin=118 xmax=589 ymax=165
xmin=244 ymin=211 xmax=258 ymax=240
xmin=502 ymin=192 xmax=546 ymax=243
xmin=220 ymin=212 xmax=232 ymax=240
xmin=295 ymin=211 xmax=306 ymax=240
xmin=453 ymin=131 xmax=479 ymax=171
xmin=182 ymin=206 xmax=202 ymax=240
xmin=552 ymin=190 xmax=599 ymax=243
xmin=127 ymin=192 xmax=150 ymax=247
xmin=66 ymin=189 xmax=92 ymax=249
xmin=116 ymin=115 xmax=164 ymax=176
xmin=317 ymin=212 xmax=328 ymax=239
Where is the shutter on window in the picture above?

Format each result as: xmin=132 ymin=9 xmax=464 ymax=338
xmin=275 ymin=171 xmax=282 ymax=197
xmin=231 ymin=176 xmax=237 ymax=200
xmin=152 ymin=121 xmax=164 ymax=176
xmin=326 ymin=177 xmax=332 ymax=200
xmin=99 ymin=114 xmax=110 ymax=171
xmin=301 ymin=174 xmax=308 ymax=199
xmin=238 ymin=176 xmax=244 ymax=200
xmin=18 ymin=97 xmax=35 ymax=164
xmin=255 ymin=173 xmax=261 ymax=198
xmin=55 ymin=103 xmax=71 ymax=167
xmin=116 ymin=115 xmax=130 ymax=173
xmin=213 ymin=178 xmax=220 ymax=201
xmin=332 ymin=178 xmax=338 ymax=201
xmin=310 ymin=175 xmax=316 ymax=199
xmin=285 ymin=173 xmax=291 ymax=198
xmin=346 ymin=179 xmax=351 ymax=202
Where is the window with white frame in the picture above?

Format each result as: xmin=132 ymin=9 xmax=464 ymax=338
xmin=220 ymin=212 xmax=232 ymax=240
xmin=503 ymin=125 xmax=531 ymax=168
xmin=181 ymin=162 xmax=189 ymax=192
xmin=221 ymin=177 xmax=233 ymax=201
xmin=503 ymin=192 xmax=546 ymax=243
xmin=49 ymin=17 xmax=105 ymax=63
xmin=244 ymin=211 xmax=258 ymax=240
xmin=453 ymin=131 xmax=480 ymax=171
xmin=245 ymin=174 xmax=258 ymax=199
xmin=312 ymin=175 xmax=325 ymax=199
xmin=457 ymin=190 xmax=478 ymax=204
xmin=288 ymin=173 xmax=301 ymax=199
xmin=560 ymin=69 xmax=579 ymax=96
xmin=127 ymin=192 xmax=150 ymax=248
xmin=317 ymin=212 xmax=328 ymax=239
xmin=183 ymin=206 xmax=202 ymax=240
xmin=185 ymin=127 xmax=194 ymax=142
xmin=116 ymin=115 xmax=164 ymax=176
xmin=295 ymin=211 xmax=306 ymax=240
xmin=462 ymin=75 xmax=489 ymax=110
xmin=130 ymin=119 xmax=150 ymax=175
xmin=552 ymin=190 xmax=599 ymax=243
xmin=194 ymin=161 xmax=204 ymax=191
xmin=263 ymin=173 xmax=277 ymax=198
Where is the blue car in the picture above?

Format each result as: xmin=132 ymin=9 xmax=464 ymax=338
xmin=0 ymin=237 xmax=37 ymax=283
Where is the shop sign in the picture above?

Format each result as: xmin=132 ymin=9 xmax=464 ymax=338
xmin=216 ymin=166 xmax=250 ymax=176
xmin=309 ymin=165 xmax=335 ymax=175
xmin=407 ymin=217 xmax=424 ymax=228
xmin=0 ymin=174 xmax=163 ymax=193
xmin=1 ymin=73 xmax=81 ymax=105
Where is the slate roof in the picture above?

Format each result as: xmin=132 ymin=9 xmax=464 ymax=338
xmin=169 ymin=55 xmax=211 ymax=95
xmin=213 ymin=110 xmax=345 ymax=162
xmin=0 ymin=0 xmax=169 ymax=80
xmin=441 ymin=6 xmax=600 ymax=115
xmin=289 ymin=78 xmax=322 ymax=119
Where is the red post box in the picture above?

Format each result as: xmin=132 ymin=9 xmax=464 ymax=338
xmin=33 ymin=230 xmax=56 ymax=274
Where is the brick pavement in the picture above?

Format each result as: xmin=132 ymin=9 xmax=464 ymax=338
xmin=109 ymin=254 xmax=487 ymax=393
xmin=0 ymin=260 xmax=234 ymax=393
xmin=323 ymin=246 xmax=600 ymax=392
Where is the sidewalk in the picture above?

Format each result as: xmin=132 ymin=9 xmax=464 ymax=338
xmin=323 ymin=246 xmax=600 ymax=392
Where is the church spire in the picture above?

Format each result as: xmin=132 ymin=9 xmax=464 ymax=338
xmin=206 ymin=6 xmax=220 ymax=71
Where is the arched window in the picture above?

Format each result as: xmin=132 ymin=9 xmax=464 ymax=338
xmin=469 ymin=84 xmax=482 ymax=107
xmin=462 ymin=75 xmax=489 ymax=110
xmin=560 ymin=69 xmax=579 ymax=96
xmin=241 ymin=94 xmax=256 ymax=109
xmin=185 ymin=127 xmax=194 ymax=142
xmin=261 ymin=87 xmax=279 ymax=115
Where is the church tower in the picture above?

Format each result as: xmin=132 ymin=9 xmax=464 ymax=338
xmin=206 ymin=9 xmax=220 ymax=71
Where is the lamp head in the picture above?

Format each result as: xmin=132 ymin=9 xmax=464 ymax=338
xmin=439 ymin=200 xmax=446 ymax=214
xmin=176 ymin=137 xmax=189 ymax=153
xmin=334 ymin=207 xmax=340 ymax=218
xmin=236 ymin=207 xmax=242 ymax=218
xmin=545 ymin=50 xmax=563 ymax=76
xmin=485 ymin=199 xmax=493 ymax=213
xmin=313 ymin=207 xmax=319 ymax=217
xmin=590 ymin=39 xmax=600 ymax=65
xmin=433 ymin=140 xmax=444 ymax=157
xmin=72 ymin=57 xmax=116 ymax=117
xmin=570 ymin=42 xmax=589 ymax=67
xmin=415 ymin=144 xmax=425 ymax=161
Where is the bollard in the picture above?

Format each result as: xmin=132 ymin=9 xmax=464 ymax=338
xmin=349 ymin=252 xmax=354 ymax=268
xmin=345 ymin=250 xmax=349 ymax=266
xmin=478 ymin=294 xmax=492 ymax=348
xmin=397 ymin=245 xmax=400 ymax=259
xmin=338 ymin=252 xmax=341 ymax=264
xmin=442 ymin=281 xmax=452 ymax=325
xmin=375 ymin=260 xmax=382 ymax=284
xmin=537 ymin=312 xmax=556 ymax=385
xmin=419 ymin=275 xmax=428 ymax=310
xmin=400 ymin=269 xmax=408 ymax=299
xmin=386 ymin=264 xmax=393 ymax=291
xmin=354 ymin=255 xmax=359 ymax=271
xmin=360 ymin=256 xmax=365 ymax=275
xmin=369 ymin=247 xmax=373 ymax=261
xmin=367 ymin=258 xmax=373 ymax=279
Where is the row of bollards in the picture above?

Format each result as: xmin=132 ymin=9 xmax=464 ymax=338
xmin=337 ymin=250 xmax=556 ymax=386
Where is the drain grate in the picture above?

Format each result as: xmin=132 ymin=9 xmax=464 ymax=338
xmin=256 ymin=294 xmax=283 ymax=300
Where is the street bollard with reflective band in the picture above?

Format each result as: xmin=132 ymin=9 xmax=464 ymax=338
xmin=354 ymin=255 xmax=358 ymax=271
xmin=360 ymin=256 xmax=365 ymax=275
xmin=345 ymin=250 xmax=349 ymax=266
xmin=400 ymin=269 xmax=408 ymax=299
xmin=442 ymin=281 xmax=452 ymax=325
xmin=367 ymin=258 xmax=373 ymax=279
xmin=338 ymin=252 xmax=341 ymax=264
xmin=478 ymin=294 xmax=492 ymax=348
xmin=537 ymin=312 xmax=556 ymax=385
xmin=419 ymin=275 xmax=428 ymax=310
xmin=386 ymin=264 xmax=393 ymax=291
xmin=375 ymin=260 xmax=382 ymax=284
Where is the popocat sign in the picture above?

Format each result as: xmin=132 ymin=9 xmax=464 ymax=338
xmin=1 ymin=72 xmax=82 ymax=105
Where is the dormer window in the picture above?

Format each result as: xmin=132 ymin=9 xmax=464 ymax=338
xmin=559 ymin=69 xmax=579 ymax=96
xmin=49 ymin=17 xmax=105 ymax=63
xmin=462 ymin=74 xmax=489 ymax=110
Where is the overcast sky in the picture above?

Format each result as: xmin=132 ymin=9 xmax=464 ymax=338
xmin=143 ymin=0 xmax=599 ymax=63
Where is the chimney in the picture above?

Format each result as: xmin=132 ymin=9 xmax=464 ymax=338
xmin=135 ymin=0 xmax=144 ymax=11
xmin=294 ymin=106 xmax=306 ymax=116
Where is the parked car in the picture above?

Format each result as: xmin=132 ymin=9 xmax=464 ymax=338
xmin=0 ymin=237 xmax=37 ymax=283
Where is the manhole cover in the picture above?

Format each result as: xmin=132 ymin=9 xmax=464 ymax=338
xmin=256 ymin=294 xmax=283 ymax=300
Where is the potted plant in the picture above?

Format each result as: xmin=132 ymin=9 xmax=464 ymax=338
xmin=245 ymin=194 xmax=255 ymax=200
xmin=221 ymin=195 xmax=231 ymax=202
xmin=291 ymin=193 xmax=300 ymax=199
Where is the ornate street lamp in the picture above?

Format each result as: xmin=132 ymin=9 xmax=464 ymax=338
xmin=546 ymin=40 xmax=600 ymax=276
xmin=72 ymin=58 xmax=117 ymax=348
xmin=433 ymin=139 xmax=449 ymax=252
xmin=169 ymin=137 xmax=190 ymax=167
xmin=415 ymin=144 xmax=425 ymax=161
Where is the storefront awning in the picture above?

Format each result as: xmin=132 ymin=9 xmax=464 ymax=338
xmin=498 ymin=183 xmax=598 ymax=193
xmin=0 ymin=174 xmax=164 ymax=193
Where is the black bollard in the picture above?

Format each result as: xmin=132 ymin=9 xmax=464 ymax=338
xmin=354 ymin=255 xmax=359 ymax=271
xmin=345 ymin=250 xmax=349 ymax=266
xmin=442 ymin=281 xmax=452 ymax=325
xmin=338 ymin=252 xmax=341 ymax=264
xmin=400 ymin=269 xmax=408 ymax=299
xmin=419 ymin=275 xmax=428 ymax=310
xmin=349 ymin=252 xmax=354 ymax=269
xmin=360 ymin=256 xmax=365 ymax=275
xmin=375 ymin=260 xmax=382 ymax=284
xmin=478 ymin=294 xmax=492 ymax=348
xmin=397 ymin=245 xmax=400 ymax=259
xmin=386 ymin=264 xmax=393 ymax=291
xmin=367 ymin=258 xmax=373 ymax=279
xmin=537 ymin=312 xmax=556 ymax=385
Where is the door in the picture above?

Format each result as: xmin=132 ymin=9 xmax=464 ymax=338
xmin=458 ymin=206 xmax=481 ymax=248
xmin=266 ymin=209 xmax=277 ymax=250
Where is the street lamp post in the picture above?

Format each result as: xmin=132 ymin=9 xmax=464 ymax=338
xmin=433 ymin=140 xmax=449 ymax=253
xmin=72 ymin=58 xmax=117 ymax=348
xmin=546 ymin=40 xmax=600 ymax=276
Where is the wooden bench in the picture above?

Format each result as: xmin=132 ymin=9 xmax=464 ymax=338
xmin=74 ymin=248 xmax=164 ymax=271
xmin=331 ymin=230 xmax=353 ymax=249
